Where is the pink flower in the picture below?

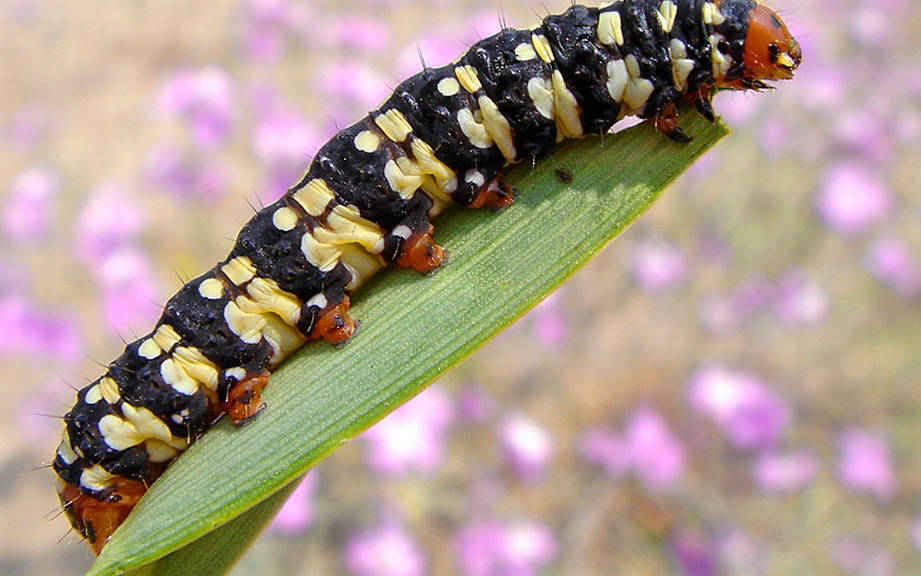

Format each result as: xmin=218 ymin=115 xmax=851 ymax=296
xmin=144 ymin=144 xmax=228 ymax=202
xmin=362 ymin=386 xmax=454 ymax=476
xmin=456 ymin=384 xmax=493 ymax=423
xmin=814 ymin=163 xmax=892 ymax=235
xmin=752 ymin=450 xmax=819 ymax=493
xmin=670 ymin=532 xmax=717 ymax=576
xmin=836 ymin=428 xmax=897 ymax=502
xmin=156 ymin=67 xmax=235 ymax=149
xmin=865 ymin=236 xmax=921 ymax=298
xmin=772 ymin=268 xmax=830 ymax=326
xmin=578 ymin=427 xmax=630 ymax=478
xmin=3 ymin=167 xmax=58 ymax=244
xmin=624 ymin=406 xmax=686 ymax=490
xmin=498 ymin=413 xmax=554 ymax=483
xmin=75 ymin=182 xmax=144 ymax=262
xmin=688 ymin=365 xmax=790 ymax=451
xmin=0 ymin=293 xmax=81 ymax=362
xmin=345 ymin=517 xmax=426 ymax=576
xmin=454 ymin=518 xmax=556 ymax=576
xmin=97 ymin=246 xmax=163 ymax=336
xmin=270 ymin=474 xmax=317 ymax=536
xmin=529 ymin=292 xmax=568 ymax=348
xmin=629 ymin=237 xmax=688 ymax=292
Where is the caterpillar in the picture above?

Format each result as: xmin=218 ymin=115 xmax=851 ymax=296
xmin=53 ymin=0 xmax=799 ymax=554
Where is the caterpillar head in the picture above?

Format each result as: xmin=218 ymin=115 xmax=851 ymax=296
xmin=714 ymin=1 xmax=801 ymax=90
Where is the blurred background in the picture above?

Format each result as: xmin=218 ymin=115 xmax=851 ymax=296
xmin=2 ymin=0 xmax=920 ymax=574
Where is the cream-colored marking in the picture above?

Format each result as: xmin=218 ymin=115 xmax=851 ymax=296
xmin=100 ymin=376 xmax=120 ymax=404
xmin=657 ymin=1 xmax=678 ymax=33
xmin=391 ymin=224 xmax=412 ymax=240
xmin=456 ymin=108 xmax=493 ymax=149
xmin=198 ymin=277 xmax=224 ymax=300
xmin=171 ymin=413 xmax=185 ymax=425
xmin=225 ymin=366 xmax=247 ymax=381
xmin=374 ymin=109 xmax=413 ymax=143
xmin=272 ymin=206 xmax=299 ymax=232
xmin=477 ymin=95 xmax=517 ymax=161
xmin=291 ymin=179 xmax=336 ymax=217
xmin=551 ymin=70 xmax=583 ymax=138
xmin=84 ymin=384 xmax=102 ymax=405
xmin=262 ymin=313 xmax=306 ymax=366
xmin=146 ymin=439 xmax=182 ymax=463
xmin=515 ymin=42 xmax=537 ymax=61
xmin=454 ymin=65 xmax=483 ymax=93
xmin=465 ymin=169 xmax=486 ymax=187
xmin=606 ymin=59 xmax=629 ymax=103
xmin=702 ymin=2 xmax=726 ymax=25
xmin=314 ymin=204 xmax=387 ymax=253
xmin=80 ymin=464 xmax=115 ymax=492
xmin=160 ymin=357 xmax=199 ymax=395
xmin=306 ymin=293 xmax=328 ymax=309
xmin=391 ymin=155 xmax=454 ymax=204
xmin=777 ymin=52 xmax=796 ymax=68
xmin=242 ymin=276 xmax=304 ymax=324
xmin=98 ymin=403 xmax=186 ymax=452
xmin=623 ymin=55 xmax=655 ymax=111
xmin=354 ymin=130 xmax=381 ymax=153
xmin=340 ymin=244 xmax=385 ymax=291
xmin=527 ymin=76 xmax=555 ymax=120
xmin=410 ymin=138 xmax=458 ymax=194
xmin=301 ymin=230 xmax=341 ymax=271
xmin=437 ymin=77 xmax=460 ymax=97
xmin=709 ymin=34 xmax=733 ymax=78
xmin=597 ymin=11 xmax=624 ymax=46
xmin=138 ymin=338 xmax=161 ymax=360
xmin=224 ymin=300 xmax=268 ymax=344
xmin=531 ymin=34 xmax=555 ymax=64
xmin=221 ymin=256 xmax=257 ymax=286
xmin=384 ymin=158 xmax=424 ymax=200
xmin=669 ymin=39 xmax=695 ymax=90
xmin=152 ymin=324 xmax=182 ymax=353
xmin=172 ymin=346 xmax=220 ymax=391
xmin=57 ymin=430 xmax=79 ymax=465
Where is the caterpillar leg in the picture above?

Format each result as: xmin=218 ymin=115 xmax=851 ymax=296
xmin=59 ymin=478 xmax=148 ymax=555
xmin=222 ymin=373 xmax=270 ymax=426
xmin=395 ymin=223 xmax=446 ymax=274
xmin=469 ymin=173 xmax=517 ymax=210
xmin=309 ymin=296 xmax=358 ymax=344
xmin=654 ymin=102 xmax=691 ymax=143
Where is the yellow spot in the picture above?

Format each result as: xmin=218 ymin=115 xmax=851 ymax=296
xmin=221 ymin=256 xmax=257 ymax=286
xmin=241 ymin=276 xmax=304 ymax=325
xmin=410 ymin=138 xmax=457 ymax=194
xmin=225 ymin=366 xmax=247 ymax=381
xmin=172 ymin=346 xmax=220 ymax=391
xmin=454 ymin=65 xmax=483 ymax=93
xmin=456 ymin=108 xmax=493 ymax=149
xmin=291 ymin=178 xmax=336 ymax=217
xmin=57 ymin=430 xmax=79 ymax=465
xmin=146 ymin=439 xmax=181 ymax=463
xmin=702 ymin=2 xmax=726 ymax=25
xmin=159 ymin=357 xmax=200 ymax=395
xmin=152 ymin=324 xmax=182 ymax=353
xmin=527 ymin=77 xmax=555 ymax=120
xmin=657 ymin=1 xmax=678 ymax=33
xmin=98 ymin=403 xmax=187 ymax=453
xmin=709 ymin=34 xmax=732 ymax=78
xmin=138 ymin=337 xmax=161 ymax=360
xmin=262 ymin=313 xmax=307 ymax=366
xmin=84 ymin=384 xmax=102 ymax=405
xmin=80 ymin=464 xmax=115 ymax=492
xmin=437 ymin=77 xmax=460 ymax=97
xmin=515 ymin=42 xmax=537 ymax=61
xmin=384 ymin=158 xmax=423 ymax=199
xmin=531 ymin=34 xmax=555 ymax=64
xmin=272 ymin=206 xmax=299 ymax=232
xmin=340 ymin=244 xmax=386 ymax=291
xmin=301 ymin=230 xmax=341 ymax=271
xmin=477 ymin=95 xmax=517 ymax=161
xmin=100 ymin=376 xmax=120 ymax=404
xmin=669 ymin=39 xmax=695 ymax=91
xmin=224 ymin=300 xmax=267 ymax=344
xmin=374 ymin=109 xmax=413 ymax=143
xmin=354 ymin=130 xmax=381 ymax=153
xmin=314 ymin=204 xmax=387 ymax=253
xmin=551 ymin=70 xmax=583 ymax=139
xmin=597 ymin=11 xmax=624 ymax=46
xmin=198 ymin=277 xmax=224 ymax=300
xmin=777 ymin=52 xmax=796 ymax=68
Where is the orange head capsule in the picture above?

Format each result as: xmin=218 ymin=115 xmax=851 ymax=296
xmin=743 ymin=4 xmax=802 ymax=82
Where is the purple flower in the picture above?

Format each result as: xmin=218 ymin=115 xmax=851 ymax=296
xmin=156 ymin=67 xmax=235 ymax=149
xmin=625 ymin=406 xmax=686 ymax=490
xmin=317 ymin=61 xmax=392 ymax=110
xmin=836 ymin=428 xmax=897 ymax=502
xmin=3 ymin=167 xmax=58 ymax=244
xmin=362 ymin=386 xmax=454 ymax=477
xmin=325 ymin=17 xmax=391 ymax=52
xmin=144 ymin=144 xmax=228 ymax=202
xmin=252 ymin=104 xmax=323 ymax=200
xmin=240 ymin=0 xmax=293 ymax=62
xmin=345 ymin=517 xmax=426 ymax=576
xmin=456 ymin=384 xmax=493 ymax=423
xmin=772 ymin=268 xmax=830 ymax=326
xmin=97 ymin=246 xmax=163 ymax=336
xmin=0 ymin=293 xmax=81 ymax=362
xmin=578 ymin=427 xmax=630 ymax=478
xmin=454 ymin=518 xmax=556 ymax=576
xmin=688 ymin=365 xmax=791 ymax=451
xmin=498 ymin=413 xmax=554 ymax=483
xmin=670 ymin=532 xmax=717 ymax=576
xmin=75 ymin=182 xmax=144 ymax=262
xmin=4 ymin=106 xmax=48 ymax=151
xmin=628 ymin=237 xmax=688 ymax=292
xmin=909 ymin=515 xmax=921 ymax=554
xmin=814 ymin=163 xmax=892 ymax=235
xmin=529 ymin=292 xmax=568 ymax=348
xmin=831 ymin=537 xmax=895 ymax=576
xmin=752 ymin=450 xmax=818 ymax=494
xmin=865 ymin=236 xmax=921 ymax=298
xmin=270 ymin=473 xmax=317 ymax=536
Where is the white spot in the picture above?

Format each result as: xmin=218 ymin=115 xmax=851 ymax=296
xmin=224 ymin=366 xmax=247 ymax=381
xmin=514 ymin=42 xmax=537 ymax=61
xmin=354 ymin=130 xmax=381 ymax=153
xmin=622 ymin=54 xmax=655 ymax=112
xmin=392 ymin=224 xmax=412 ymax=240
xmin=171 ymin=413 xmax=185 ymax=425
xmin=272 ymin=206 xmax=299 ymax=232
xmin=172 ymin=345 xmax=220 ymax=391
xmin=551 ymin=70 xmax=583 ymax=139
xmin=464 ymin=169 xmax=486 ymax=187
xmin=709 ymin=33 xmax=733 ymax=79
xmin=306 ymin=293 xmax=328 ymax=309
xmin=527 ymin=76 xmax=555 ymax=120
xmin=437 ymin=77 xmax=460 ymax=97
xmin=159 ymin=357 xmax=199 ymax=395
xmin=98 ymin=403 xmax=186 ymax=452
xmin=301 ymin=231 xmax=341 ymax=271
xmin=198 ymin=277 xmax=225 ymax=300
xmin=477 ymin=95 xmax=517 ymax=161
xmin=669 ymin=39 xmax=695 ymax=91
xmin=657 ymin=1 xmax=678 ymax=33
xmin=702 ymin=2 xmax=726 ymax=25
xmin=84 ymin=384 xmax=102 ymax=405
xmin=57 ymin=430 xmax=78 ymax=465
xmin=605 ymin=59 xmax=629 ymax=103
xmin=597 ymin=11 xmax=624 ymax=46
xmin=138 ymin=337 xmax=161 ymax=360
xmin=456 ymin=108 xmax=493 ymax=149
xmin=80 ymin=464 xmax=115 ymax=492
xmin=224 ymin=300 xmax=267 ymax=344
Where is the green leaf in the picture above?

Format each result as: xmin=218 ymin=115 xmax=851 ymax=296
xmin=87 ymin=113 xmax=727 ymax=576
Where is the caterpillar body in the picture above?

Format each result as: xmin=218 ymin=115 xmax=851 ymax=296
xmin=53 ymin=0 xmax=799 ymax=554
